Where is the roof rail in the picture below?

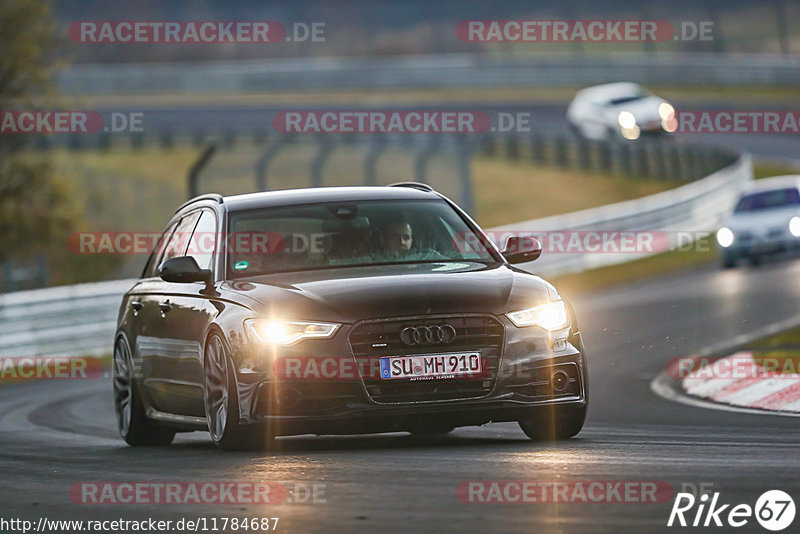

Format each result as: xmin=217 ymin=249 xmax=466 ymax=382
xmin=388 ymin=182 xmax=435 ymax=192
xmin=175 ymin=193 xmax=224 ymax=213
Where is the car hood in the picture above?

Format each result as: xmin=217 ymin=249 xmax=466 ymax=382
xmin=724 ymin=207 xmax=800 ymax=233
xmin=603 ymin=96 xmax=665 ymax=124
xmin=222 ymin=262 xmax=555 ymax=323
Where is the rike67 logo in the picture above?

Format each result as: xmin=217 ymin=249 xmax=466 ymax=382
xmin=668 ymin=490 xmax=795 ymax=531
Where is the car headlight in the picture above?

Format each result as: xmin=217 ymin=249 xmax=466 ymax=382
xmin=716 ymin=227 xmax=735 ymax=248
xmin=507 ymin=301 xmax=569 ymax=331
xmin=617 ymin=111 xmax=636 ymax=129
xmin=658 ymin=102 xmax=674 ymax=121
xmin=790 ymin=217 xmax=800 ymax=237
xmin=244 ymin=319 xmax=340 ymax=346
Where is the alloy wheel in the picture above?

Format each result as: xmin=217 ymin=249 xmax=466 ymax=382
xmin=112 ymin=339 xmax=133 ymax=437
xmin=204 ymin=335 xmax=230 ymax=442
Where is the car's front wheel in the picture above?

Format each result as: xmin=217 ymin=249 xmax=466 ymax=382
xmin=720 ymin=252 xmax=738 ymax=269
xmin=113 ymin=337 xmax=175 ymax=446
xmin=518 ymin=405 xmax=586 ymax=441
xmin=203 ymin=332 xmax=273 ymax=451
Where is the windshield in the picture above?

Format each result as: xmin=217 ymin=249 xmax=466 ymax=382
xmin=605 ymin=88 xmax=649 ymax=106
xmin=225 ymin=199 xmax=498 ymax=276
xmin=734 ymin=188 xmax=800 ymax=213
xmin=607 ymin=95 xmax=647 ymax=106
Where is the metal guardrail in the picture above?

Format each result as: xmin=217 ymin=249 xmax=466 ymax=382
xmin=0 ymin=152 xmax=751 ymax=359
xmin=0 ymin=279 xmax=135 ymax=359
xmin=496 ymin=152 xmax=753 ymax=277
xmin=58 ymin=53 xmax=800 ymax=94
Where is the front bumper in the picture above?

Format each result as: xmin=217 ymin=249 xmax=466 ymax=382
xmin=233 ymin=314 xmax=587 ymax=435
xmin=723 ymin=234 xmax=800 ymax=257
xmin=245 ymin=396 xmax=586 ymax=436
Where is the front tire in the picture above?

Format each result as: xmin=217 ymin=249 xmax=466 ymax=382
xmin=113 ymin=337 xmax=175 ymax=446
xmin=518 ymin=405 xmax=586 ymax=441
xmin=720 ymin=252 xmax=737 ymax=269
xmin=203 ymin=333 xmax=273 ymax=451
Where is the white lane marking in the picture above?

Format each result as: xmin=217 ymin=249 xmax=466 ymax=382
xmin=719 ymin=378 xmax=799 ymax=405
xmin=684 ymin=377 xmax=739 ymax=397
xmin=688 ymin=316 xmax=800 ymax=360
xmin=651 ymin=371 xmax=800 ymax=418
xmin=778 ymin=397 xmax=800 ymax=412
xmin=650 ymin=314 xmax=800 ymax=418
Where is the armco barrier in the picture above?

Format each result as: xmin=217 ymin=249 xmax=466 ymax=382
xmin=493 ymin=152 xmax=753 ymax=276
xmin=0 ymin=152 xmax=751 ymax=359
xmin=0 ymin=279 xmax=136 ymax=359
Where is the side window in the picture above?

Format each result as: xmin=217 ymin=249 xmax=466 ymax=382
xmin=187 ymin=210 xmax=217 ymax=271
xmin=160 ymin=211 xmax=202 ymax=265
xmin=142 ymin=219 xmax=179 ymax=278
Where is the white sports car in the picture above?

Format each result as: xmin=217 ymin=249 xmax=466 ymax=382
xmin=566 ymin=82 xmax=676 ymax=141
xmin=716 ymin=176 xmax=800 ymax=268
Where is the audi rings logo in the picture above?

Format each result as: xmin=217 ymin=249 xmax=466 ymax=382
xmin=400 ymin=325 xmax=457 ymax=346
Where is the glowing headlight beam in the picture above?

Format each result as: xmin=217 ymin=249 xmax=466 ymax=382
xmin=658 ymin=102 xmax=675 ymax=121
xmin=790 ymin=217 xmax=800 ymax=237
xmin=244 ymin=319 xmax=340 ymax=346
xmin=716 ymin=227 xmax=735 ymax=248
xmin=507 ymin=301 xmax=570 ymax=331
xmin=617 ymin=111 xmax=636 ymax=129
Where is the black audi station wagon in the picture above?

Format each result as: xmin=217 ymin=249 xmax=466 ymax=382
xmin=113 ymin=183 xmax=588 ymax=450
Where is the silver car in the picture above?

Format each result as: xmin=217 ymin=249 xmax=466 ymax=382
xmin=716 ymin=176 xmax=800 ymax=268
xmin=567 ymin=82 xmax=676 ymax=141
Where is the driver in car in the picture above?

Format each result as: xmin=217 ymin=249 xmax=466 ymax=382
xmin=381 ymin=217 xmax=414 ymax=256
xmin=377 ymin=216 xmax=446 ymax=261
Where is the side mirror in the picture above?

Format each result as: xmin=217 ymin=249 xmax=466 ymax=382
xmin=502 ymin=236 xmax=542 ymax=264
xmin=158 ymin=256 xmax=213 ymax=284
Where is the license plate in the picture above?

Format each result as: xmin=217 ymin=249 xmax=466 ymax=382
xmin=379 ymin=352 xmax=482 ymax=380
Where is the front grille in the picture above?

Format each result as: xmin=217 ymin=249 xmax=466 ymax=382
xmin=348 ymin=315 xmax=504 ymax=403
xmin=768 ymin=227 xmax=786 ymax=238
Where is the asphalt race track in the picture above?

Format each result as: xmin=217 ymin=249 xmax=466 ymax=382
xmin=2 ymin=257 xmax=800 ymax=533
xmin=2 ymin=100 xmax=798 ymax=533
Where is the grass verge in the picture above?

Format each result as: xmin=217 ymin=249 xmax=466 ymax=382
xmin=48 ymin=142 xmax=797 ymax=286
xmin=50 ymin=141 xmax=681 ymax=280
xmin=550 ymin=236 xmax=717 ymax=297
xmin=473 ymin=156 xmax=673 ymax=227
xmin=747 ymin=327 xmax=800 ymax=374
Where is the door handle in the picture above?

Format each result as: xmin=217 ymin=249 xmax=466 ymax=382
xmin=131 ymin=300 xmax=143 ymax=314
xmin=159 ymin=300 xmax=172 ymax=316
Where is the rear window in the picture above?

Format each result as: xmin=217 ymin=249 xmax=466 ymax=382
xmin=735 ymin=188 xmax=800 ymax=213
